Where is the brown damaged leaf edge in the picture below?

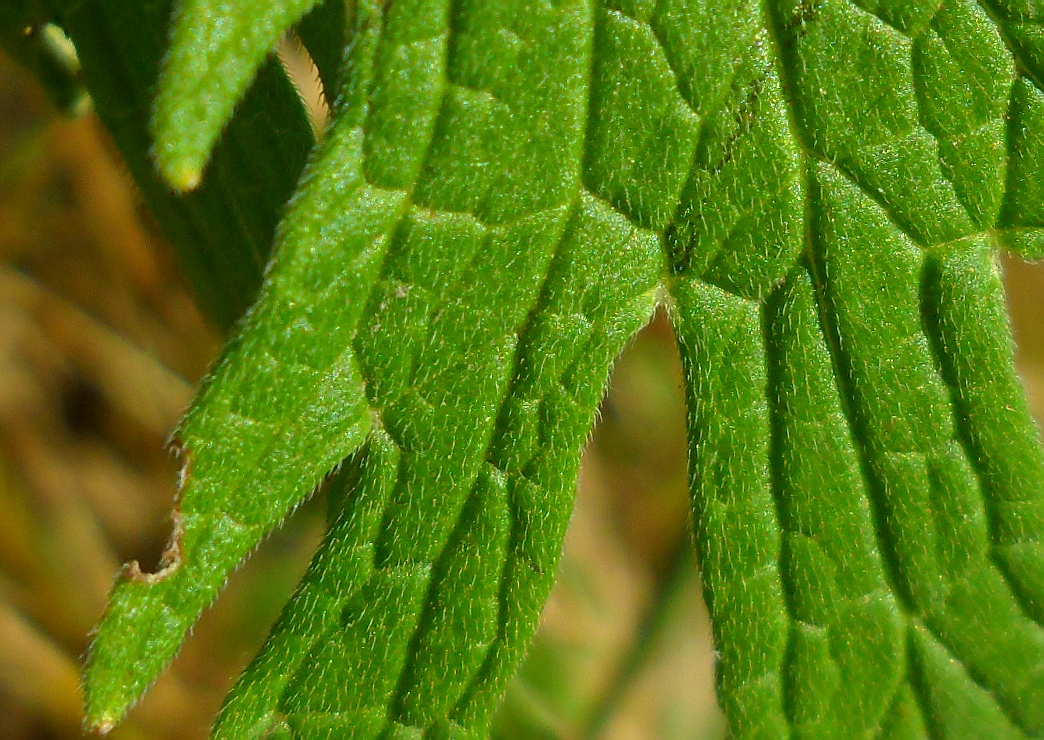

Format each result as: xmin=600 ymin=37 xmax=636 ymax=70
xmin=122 ymin=510 xmax=185 ymax=585
xmin=82 ymin=442 xmax=195 ymax=736
xmin=124 ymin=439 xmax=191 ymax=585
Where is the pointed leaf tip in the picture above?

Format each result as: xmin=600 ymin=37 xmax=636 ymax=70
xmin=151 ymin=0 xmax=321 ymax=190
xmin=160 ymin=159 xmax=202 ymax=193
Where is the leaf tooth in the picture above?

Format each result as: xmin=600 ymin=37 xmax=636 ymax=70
xmin=671 ymin=278 xmax=790 ymax=736
xmin=811 ymin=163 xmax=1044 ymax=732
xmin=924 ymin=241 xmax=1044 ymax=624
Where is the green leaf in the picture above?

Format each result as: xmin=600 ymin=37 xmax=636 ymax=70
xmin=151 ymin=0 xmax=322 ymax=190
xmin=0 ymin=2 xmax=87 ymax=115
xmin=40 ymin=0 xmax=315 ymax=329
xmin=64 ymin=0 xmax=1044 ymax=736
xmin=82 ymin=18 xmax=393 ymax=722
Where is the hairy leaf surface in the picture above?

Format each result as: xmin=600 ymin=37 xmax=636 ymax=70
xmin=51 ymin=0 xmax=1044 ymax=736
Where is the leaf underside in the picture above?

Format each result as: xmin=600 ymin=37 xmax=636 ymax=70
xmin=14 ymin=0 xmax=1042 ymax=736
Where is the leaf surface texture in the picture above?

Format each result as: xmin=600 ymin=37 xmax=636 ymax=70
xmin=58 ymin=0 xmax=1044 ymax=736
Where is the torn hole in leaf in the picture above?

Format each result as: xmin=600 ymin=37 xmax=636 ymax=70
xmin=118 ymin=440 xmax=193 ymax=583
xmin=134 ymin=486 xmax=328 ymax=733
xmin=122 ymin=510 xmax=183 ymax=585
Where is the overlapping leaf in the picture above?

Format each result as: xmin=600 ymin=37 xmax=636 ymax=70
xmin=32 ymin=0 xmax=1043 ymax=736
xmin=0 ymin=1 xmax=87 ymax=114
xmin=20 ymin=0 xmax=315 ymax=330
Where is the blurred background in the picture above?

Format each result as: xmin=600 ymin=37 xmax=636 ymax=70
xmin=0 ymin=43 xmax=1040 ymax=740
